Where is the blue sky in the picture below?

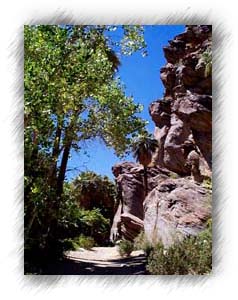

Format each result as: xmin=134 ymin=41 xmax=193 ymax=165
xmin=66 ymin=25 xmax=185 ymax=181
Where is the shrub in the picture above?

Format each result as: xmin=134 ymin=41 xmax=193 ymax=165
xmin=133 ymin=231 xmax=153 ymax=256
xmin=169 ymin=172 xmax=179 ymax=179
xmin=72 ymin=171 xmax=116 ymax=220
xmin=197 ymin=48 xmax=212 ymax=78
xmin=61 ymin=235 xmax=95 ymax=251
xmin=146 ymin=220 xmax=212 ymax=275
xmin=74 ymin=235 xmax=95 ymax=249
xmin=202 ymin=177 xmax=212 ymax=190
xmin=118 ymin=240 xmax=134 ymax=257
xmin=58 ymin=193 xmax=111 ymax=246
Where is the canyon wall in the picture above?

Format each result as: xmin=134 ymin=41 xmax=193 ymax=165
xmin=110 ymin=25 xmax=212 ymax=245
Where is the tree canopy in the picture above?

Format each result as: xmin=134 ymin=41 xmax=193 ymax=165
xmin=24 ymin=25 xmax=148 ymax=270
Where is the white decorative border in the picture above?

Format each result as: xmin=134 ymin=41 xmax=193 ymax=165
xmin=0 ymin=0 xmax=236 ymax=299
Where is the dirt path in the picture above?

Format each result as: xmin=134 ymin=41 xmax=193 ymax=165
xmin=44 ymin=246 xmax=148 ymax=275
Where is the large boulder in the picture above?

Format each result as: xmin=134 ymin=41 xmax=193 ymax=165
xmin=110 ymin=162 xmax=173 ymax=242
xmin=110 ymin=162 xmax=144 ymax=242
xmin=120 ymin=212 xmax=144 ymax=241
xmin=144 ymin=177 xmax=211 ymax=246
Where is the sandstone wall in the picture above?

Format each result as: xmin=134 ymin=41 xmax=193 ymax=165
xmin=110 ymin=25 xmax=212 ymax=245
xmin=150 ymin=25 xmax=212 ymax=177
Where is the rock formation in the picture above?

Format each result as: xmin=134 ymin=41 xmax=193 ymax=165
xmin=144 ymin=177 xmax=211 ymax=246
xmin=110 ymin=25 xmax=212 ymax=246
xmin=110 ymin=162 xmax=172 ymax=241
xmin=150 ymin=25 xmax=212 ymax=177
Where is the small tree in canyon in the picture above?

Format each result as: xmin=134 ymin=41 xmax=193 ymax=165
xmin=132 ymin=134 xmax=159 ymax=196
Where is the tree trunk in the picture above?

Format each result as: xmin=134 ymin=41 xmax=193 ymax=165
xmin=56 ymin=141 xmax=72 ymax=201
xmin=55 ymin=114 xmax=77 ymax=202
xmin=55 ymin=110 xmax=81 ymax=198
xmin=47 ymin=112 xmax=80 ymax=247
xmin=47 ymin=140 xmax=72 ymax=247
xmin=48 ymin=122 xmax=62 ymax=187
xmin=24 ymin=142 xmax=39 ymax=228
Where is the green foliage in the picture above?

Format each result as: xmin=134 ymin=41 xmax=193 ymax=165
xmin=120 ymin=25 xmax=147 ymax=56
xmin=25 ymin=178 xmax=111 ymax=273
xmin=74 ymin=235 xmax=95 ymax=249
xmin=84 ymin=80 xmax=147 ymax=156
xmin=59 ymin=177 xmax=112 ymax=244
xmin=118 ymin=240 xmax=134 ymax=257
xmin=58 ymin=190 xmax=111 ymax=246
xmin=107 ymin=25 xmax=147 ymax=56
xmin=202 ymin=177 xmax=212 ymax=190
xmin=78 ymin=208 xmax=110 ymax=235
xmin=24 ymin=25 xmax=147 ymax=162
xmin=147 ymin=221 xmax=212 ymax=275
xmin=131 ymin=133 xmax=159 ymax=166
xmin=199 ymin=48 xmax=212 ymax=78
xmin=24 ymin=25 xmax=148 ymax=272
xmin=133 ymin=231 xmax=153 ymax=256
xmin=71 ymin=171 xmax=116 ymax=219
xmin=61 ymin=235 xmax=95 ymax=251
xmin=169 ymin=172 xmax=179 ymax=179
xmin=131 ymin=132 xmax=159 ymax=195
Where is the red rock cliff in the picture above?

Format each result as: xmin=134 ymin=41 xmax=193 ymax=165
xmin=150 ymin=25 xmax=212 ymax=177
xmin=110 ymin=25 xmax=212 ymax=245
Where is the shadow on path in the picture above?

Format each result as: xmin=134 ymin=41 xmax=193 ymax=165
xmin=43 ymin=255 xmax=148 ymax=275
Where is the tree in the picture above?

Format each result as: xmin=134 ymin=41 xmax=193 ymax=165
xmin=71 ymin=171 xmax=116 ymax=222
xmin=132 ymin=134 xmax=159 ymax=196
xmin=24 ymin=25 xmax=148 ymax=263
